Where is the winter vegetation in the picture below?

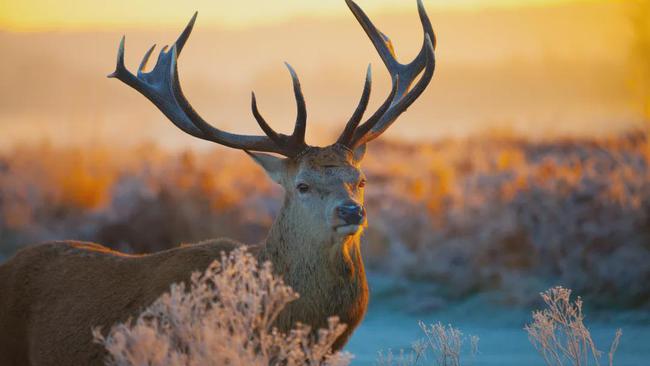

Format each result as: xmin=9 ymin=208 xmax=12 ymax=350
xmin=525 ymin=287 xmax=622 ymax=366
xmin=91 ymin=249 xmax=622 ymax=366
xmin=372 ymin=286 xmax=623 ymax=366
xmin=1 ymin=132 xmax=648 ymax=309
xmin=376 ymin=322 xmax=478 ymax=366
xmin=93 ymin=248 xmax=351 ymax=366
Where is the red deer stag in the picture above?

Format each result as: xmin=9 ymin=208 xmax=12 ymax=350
xmin=0 ymin=1 xmax=435 ymax=364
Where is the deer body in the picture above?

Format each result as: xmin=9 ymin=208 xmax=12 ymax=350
xmin=0 ymin=240 xmax=241 ymax=365
xmin=0 ymin=230 xmax=365 ymax=364
xmin=0 ymin=1 xmax=435 ymax=364
xmin=0 ymin=147 xmax=370 ymax=365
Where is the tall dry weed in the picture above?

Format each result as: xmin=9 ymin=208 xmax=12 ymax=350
xmin=525 ymin=287 xmax=622 ymax=366
xmin=376 ymin=321 xmax=478 ymax=366
xmin=93 ymin=248 xmax=351 ymax=366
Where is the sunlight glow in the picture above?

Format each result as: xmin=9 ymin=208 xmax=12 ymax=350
xmin=1 ymin=0 xmax=597 ymax=31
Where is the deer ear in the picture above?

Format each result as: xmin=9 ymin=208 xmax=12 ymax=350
xmin=246 ymin=151 xmax=287 ymax=184
xmin=352 ymin=144 xmax=367 ymax=163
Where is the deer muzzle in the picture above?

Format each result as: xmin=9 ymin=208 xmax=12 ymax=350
xmin=336 ymin=202 xmax=366 ymax=226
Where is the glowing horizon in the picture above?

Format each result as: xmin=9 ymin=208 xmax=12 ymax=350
xmin=1 ymin=0 xmax=600 ymax=32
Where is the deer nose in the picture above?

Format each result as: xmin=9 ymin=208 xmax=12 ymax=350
xmin=337 ymin=202 xmax=365 ymax=225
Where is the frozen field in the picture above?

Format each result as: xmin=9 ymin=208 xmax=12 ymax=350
xmin=346 ymin=274 xmax=650 ymax=366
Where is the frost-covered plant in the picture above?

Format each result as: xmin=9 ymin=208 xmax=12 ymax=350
xmin=525 ymin=286 xmax=622 ymax=366
xmin=93 ymin=248 xmax=351 ymax=366
xmin=376 ymin=322 xmax=478 ymax=366
xmin=420 ymin=322 xmax=462 ymax=366
xmin=376 ymin=347 xmax=421 ymax=366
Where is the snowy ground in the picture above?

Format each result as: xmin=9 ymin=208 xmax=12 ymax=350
xmin=346 ymin=275 xmax=650 ymax=366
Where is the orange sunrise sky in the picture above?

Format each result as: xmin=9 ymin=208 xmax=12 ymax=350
xmin=1 ymin=0 xmax=599 ymax=31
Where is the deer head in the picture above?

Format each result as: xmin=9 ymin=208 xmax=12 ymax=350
xmin=108 ymin=0 xmax=436 ymax=248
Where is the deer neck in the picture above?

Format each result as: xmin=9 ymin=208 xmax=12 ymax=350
xmin=258 ymin=204 xmax=368 ymax=344
xmin=259 ymin=205 xmax=366 ymax=295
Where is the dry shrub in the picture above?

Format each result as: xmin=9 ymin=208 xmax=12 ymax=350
xmin=376 ymin=321 xmax=478 ymax=366
xmin=2 ymin=132 xmax=649 ymax=306
xmin=525 ymin=286 xmax=622 ymax=366
xmin=419 ymin=322 xmax=469 ymax=366
xmin=93 ymin=248 xmax=351 ymax=366
xmin=364 ymin=133 xmax=650 ymax=307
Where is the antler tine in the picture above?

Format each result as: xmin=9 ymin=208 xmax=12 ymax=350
xmin=354 ymin=36 xmax=434 ymax=147
xmin=248 ymin=64 xmax=309 ymax=153
xmin=344 ymin=0 xmax=399 ymax=72
xmin=284 ymin=62 xmax=307 ymax=146
xmin=108 ymin=36 xmax=200 ymax=139
xmin=108 ymin=12 xmax=310 ymax=157
xmin=337 ymin=64 xmax=372 ymax=146
xmin=416 ymin=0 xmax=437 ymax=57
xmin=137 ymin=44 xmax=156 ymax=74
xmin=344 ymin=0 xmax=437 ymax=148
xmin=251 ymin=92 xmax=282 ymax=145
xmin=107 ymin=36 xmax=128 ymax=82
xmin=174 ymin=11 xmax=198 ymax=53
xmin=351 ymin=74 xmax=399 ymax=141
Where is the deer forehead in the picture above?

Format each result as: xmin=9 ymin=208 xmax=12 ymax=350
xmin=292 ymin=147 xmax=362 ymax=185
xmin=295 ymin=165 xmax=361 ymax=186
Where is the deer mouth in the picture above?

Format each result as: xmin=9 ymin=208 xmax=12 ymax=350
xmin=335 ymin=224 xmax=362 ymax=236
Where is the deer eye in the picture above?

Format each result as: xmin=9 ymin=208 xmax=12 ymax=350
xmin=297 ymin=183 xmax=310 ymax=194
xmin=358 ymin=179 xmax=367 ymax=189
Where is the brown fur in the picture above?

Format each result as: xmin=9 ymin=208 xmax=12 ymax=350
xmin=0 ymin=145 xmax=369 ymax=365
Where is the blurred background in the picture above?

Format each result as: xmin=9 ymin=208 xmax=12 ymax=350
xmin=1 ymin=0 xmax=649 ymax=365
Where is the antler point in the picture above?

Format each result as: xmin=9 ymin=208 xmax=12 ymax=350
xmin=114 ymin=35 xmax=127 ymax=70
xmin=118 ymin=36 xmax=125 ymax=51
xmin=189 ymin=11 xmax=198 ymax=25
xmin=345 ymin=0 xmax=358 ymax=10
xmin=138 ymin=44 xmax=157 ymax=73
xmin=284 ymin=62 xmax=296 ymax=73
xmin=188 ymin=13 xmax=198 ymax=30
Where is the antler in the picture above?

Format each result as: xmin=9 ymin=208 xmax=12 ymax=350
xmin=338 ymin=0 xmax=436 ymax=149
xmin=110 ymin=1 xmax=435 ymax=158
xmin=108 ymin=12 xmax=307 ymax=157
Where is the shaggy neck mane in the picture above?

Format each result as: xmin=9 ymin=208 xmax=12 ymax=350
xmin=257 ymin=199 xmax=368 ymax=349
xmin=260 ymin=204 xmax=365 ymax=286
